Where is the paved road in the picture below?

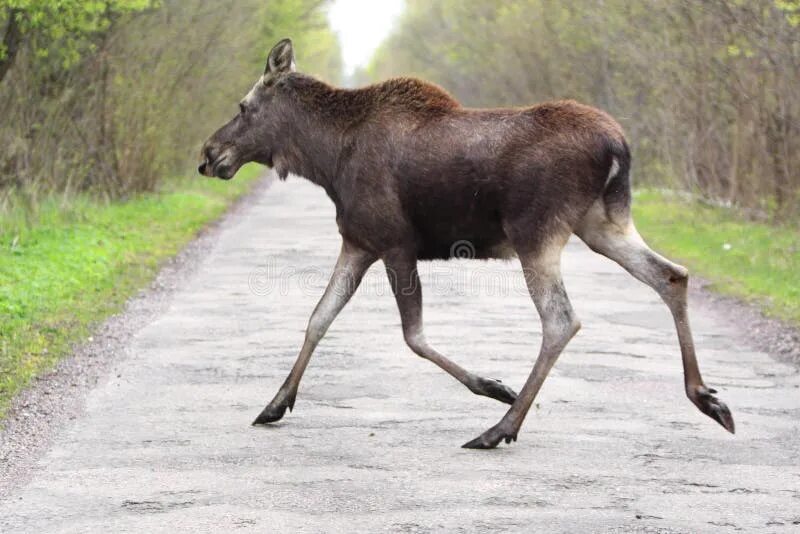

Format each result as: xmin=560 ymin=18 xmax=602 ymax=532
xmin=2 ymin=177 xmax=799 ymax=533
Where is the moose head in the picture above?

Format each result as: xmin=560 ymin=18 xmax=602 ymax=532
xmin=198 ymin=39 xmax=296 ymax=180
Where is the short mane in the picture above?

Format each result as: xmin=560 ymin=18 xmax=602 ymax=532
xmin=282 ymin=74 xmax=460 ymax=121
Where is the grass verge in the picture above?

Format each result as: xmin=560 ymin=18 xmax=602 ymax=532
xmin=0 ymin=165 xmax=264 ymax=419
xmin=633 ymin=190 xmax=799 ymax=325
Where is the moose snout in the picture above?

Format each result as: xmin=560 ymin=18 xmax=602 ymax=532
xmin=199 ymin=144 xmax=236 ymax=179
xmin=198 ymin=145 xmax=217 ymax=177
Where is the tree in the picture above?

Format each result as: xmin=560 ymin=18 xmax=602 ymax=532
xmin=368 ymin=0 xmax=800 ymax=220
xmin=0 ymin=0 xmax=342 ymax=203
xmin=0 ymin=0 xmax=155 ymax=84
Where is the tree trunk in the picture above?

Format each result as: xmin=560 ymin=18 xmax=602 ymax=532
xmin=0 ymin=8 xmax=23 ymax=84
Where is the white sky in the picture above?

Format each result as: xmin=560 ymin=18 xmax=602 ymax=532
xmin=328 ymin=0 xmax=405 ymax=75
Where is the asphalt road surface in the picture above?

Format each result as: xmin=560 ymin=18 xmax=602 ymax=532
xmin=1 ymin=176 xmax=799 ymax=533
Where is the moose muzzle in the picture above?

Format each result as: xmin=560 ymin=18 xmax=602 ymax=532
xmin=198 ymin=145 xmax=235 ymax=179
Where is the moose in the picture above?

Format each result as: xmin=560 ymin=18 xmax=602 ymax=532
xmin=199 ymin=39 xmax=734 ymax=449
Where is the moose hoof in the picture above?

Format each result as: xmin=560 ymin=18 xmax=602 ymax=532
xmin=473 ymin=377 xmax=518 ymax=405
xmin=689 ymin=385 xmax=735 ymax=434
xmin=251 ymin=403 xmax=290 ymax=426
xmin=462 ymin=423 xmax=518 ymax=449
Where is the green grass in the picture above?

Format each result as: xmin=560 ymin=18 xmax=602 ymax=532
xmin=0 ymin=165 xmax=264 ymax=418
xmin=1 ymin=180 xmax=796 ymax=419
xmin=633 ymin=190 xmax=800 ymax=325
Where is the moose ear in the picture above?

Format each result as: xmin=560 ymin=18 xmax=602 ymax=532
xmin=265 ymin=38 xmax=295 ymax=74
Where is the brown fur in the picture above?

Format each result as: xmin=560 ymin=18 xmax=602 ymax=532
xmin=199 ymin=39 xmax=733 ymax=449
xmin=250 ymin=72 xmax=631 ymax=260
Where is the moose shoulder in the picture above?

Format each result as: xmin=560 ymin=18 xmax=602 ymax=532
xmin=200 ymin=38 xmax=734 ymax=449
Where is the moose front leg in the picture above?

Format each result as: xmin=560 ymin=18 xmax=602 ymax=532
xmin=252 ymin=241 xmax=375 ymax=425
xmin=384 ymin=249 xmax=518 ymax=405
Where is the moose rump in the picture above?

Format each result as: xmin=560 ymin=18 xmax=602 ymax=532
xmin=380 ymin=103 xmax=631 ymax=261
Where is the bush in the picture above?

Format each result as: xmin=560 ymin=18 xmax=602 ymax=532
xmin=366 ymin=0 xmax=800 ymax=223
xmin=0 ymin=0 xmax=341 ymax=211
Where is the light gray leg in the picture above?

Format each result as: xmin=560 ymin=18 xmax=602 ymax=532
xmin=463 ymin=243 xmax=580 ymax=449
xmin=577 ymin=214 xmax=734 ymax=433
xmin=252 ymin=241 xmax=375 ymax=425
xmin=384 ymin=249 xmax=518 ymax=405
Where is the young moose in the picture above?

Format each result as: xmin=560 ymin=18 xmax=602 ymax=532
xmin=199 ymin=39 xmax=734 ymax=449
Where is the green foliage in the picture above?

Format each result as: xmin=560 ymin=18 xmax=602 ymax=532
xmin=634 ymin=191 xmax=800 ymax=325
xmin=256 ymin=0 xmax=342 ymax=80
xmin=0 ymin=0 xmax=156 ymax=67
xmin=775 ymin=0 xmax=800 ymax=26
xmin=0 ymin=164 xmax=263 ymax=418
xmin=365 ymin=0 xmax=800 ymax=323
xmin=0 ymin=0 xmax=341 ymax=415
xmin=369 ymin=0 xmax=800 ymax=222
xmin=0 ymin=0 xmax=341 ymax=208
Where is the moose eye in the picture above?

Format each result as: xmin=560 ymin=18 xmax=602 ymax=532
xmin=239 ymin=102 xmax=247 ymax=115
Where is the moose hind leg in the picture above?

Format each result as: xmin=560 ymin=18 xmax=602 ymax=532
xmin=577 ymin=209 xmax=734 ymax=433
xmin=463 ymin=244 xmax=580 ymax=449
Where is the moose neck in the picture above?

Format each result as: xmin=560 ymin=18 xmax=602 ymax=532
xmin=274 ymin=115 xmax=339 ymax=189
xmin=274 ymin=75 xmax=365 ymax=191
